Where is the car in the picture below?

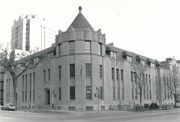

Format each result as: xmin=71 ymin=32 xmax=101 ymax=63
xmin=1 ymin=103 xmax=16 ymax=111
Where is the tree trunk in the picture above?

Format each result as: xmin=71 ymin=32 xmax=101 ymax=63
xmin=174 ymin=94 xmax=177 ymax=108
xmin=12 ymin=75 xmax=17 ymax=106
xmin=140 ymin=89 xmax=142 ymax=110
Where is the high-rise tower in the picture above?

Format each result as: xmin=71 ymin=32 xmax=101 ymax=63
xmin=11 ymin=14 xmax=58 ymax=51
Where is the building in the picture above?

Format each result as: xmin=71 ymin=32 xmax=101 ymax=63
xmin=0 ymin=53 xmax=5 ymax=106
xmin=11 ymin=14 xmax=58 ymax=51
xmin=4 ymin=7 xmax=180 ymax=110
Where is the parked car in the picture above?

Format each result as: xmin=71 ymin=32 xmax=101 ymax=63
xmin=176 ymin=101 xmax=180 ymax=108
xmin=1 ymin=103 xmax=16 ymax=111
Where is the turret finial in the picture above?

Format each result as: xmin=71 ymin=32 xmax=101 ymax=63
xmin=78 ymin=6 xmax=82 ymax=12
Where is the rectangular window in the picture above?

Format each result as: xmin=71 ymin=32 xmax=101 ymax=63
xmin=112 ymin=68 xmax=114 ymax=80
xmin=167 ymin=77 xmax=169 ymax=99
xmin=69 ymin=41 xmax=75 ymax=54
xmin=110 ymin=52 xmax=113 ymax=58
xmin=48 ymin=69 xmax=50 ymax=81
xmin=70 ymin=86 xmax=75 ymax=100
xmin=98 ymin=43 xmax=102 ymax=55
xmin=131 ymin=71 xmax=134 ymax=100
xmin=141 ymin=60 xmax=145 ymax=66
xmin=59 ymin=66 xmax=61 ymax=80
xmin=164 ymin=77 xmax=166 ymax=99
xmin=156 ymin=76 xmax=158 ymax=99
xmin=127 ymin=56 xmax=132 ymax=63
xmin=99 ymin=65 xmax=103 ymax=78
xmin=121 ymin=69 xmax=124 ymax=100
xmin=44 ymin=70 xmax=46 ymax=81
xmin=59 ymin=44 xmax=61 ymax=56
xmin=117 ymin=87 xmax=120 ymax=100
xmin=149 ymin=75 xmax=151 ymax=99
xmin=100 ymin=86 xmax=103 ymax=99
xmin=25 ymin=75 xmax=27 ymax=101
xmin=146 ymin=74 xmax=148 ymax=99
xmin=114 ymin=52 xmax=116 ymax=59
xmin=151 ymin=63 xmax=154 ymax=67
xmin=70 ymin=64 xmax=75 ymax=78
xmin=30 ymin=73 xmax=32 ymax=101
xmin=86 ymin=86 xmax=92 ymax=100
xmin=112 ymin=87 xmax=115 ymax=100
xmin=116 ymin=69 xmax=119 ymax=80
xmin=59 ymin=87 xmax=61 ymax=100
xmin=85 ymin=41 xmax=91 ymax=53
xmin=33 ymin=73 xmax=35 ymax=101
xmin=86 ymin=63 xmax=91 ymax=78
xmin=22 ymin=75 xmax=24 ymax=102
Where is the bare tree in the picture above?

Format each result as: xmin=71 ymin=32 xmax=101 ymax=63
xmin=0 ymin=42 xmax=40 ymax=105
xmin=164 ymin=72 xmax=180 ymax=108
xmin=130 ymin=61 xmax=149 ymax=109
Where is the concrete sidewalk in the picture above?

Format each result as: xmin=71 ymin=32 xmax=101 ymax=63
xmin=16 ymin=108 xmax=180 ymax=115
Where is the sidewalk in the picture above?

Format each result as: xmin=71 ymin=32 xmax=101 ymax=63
xmin=17 ymin=109 xmax=129 ymax=115
xmin=16 ymin=107 xmax=180 ymax=115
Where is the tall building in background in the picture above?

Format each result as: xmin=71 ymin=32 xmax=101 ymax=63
xmin=11 ymin=14 xmax=58 ymax=51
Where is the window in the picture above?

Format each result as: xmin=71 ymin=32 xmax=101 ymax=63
xmin=110 ymin=52 xmax=113 ymax=58
xmin=59 ymin=66 xmax=61 ymax=80
xmin=156 ymin=76 xmax=158 ymax=99
xmin=33 ymin=73 xmax=35 ymax=101
xmin=112 ymin=68 xmax=114 ymax=80
xmin=59 ymin=44 xmax=61 ymax=56
xmin=86 ymin=63 xmax=91 ymax=78
xmin=70 ymin=86 xmax=75 ymax=100
xmin=69 ymin=41 xmax=75 ymax=54
xmin=141 ymin=60 xmax=145 ymax=66
xmin=59 ymin=87 xmax=61 ymax=100
xmin=22 ymin=75 xmax=24 ymax=102
xmin=48 ymin=69 xmax=50 ymax=81
xmin=100 ymin=86 xmax=103 ymax=99
xmin=86 ymin=106 xmax=93 ymax=111
xmin=112 ymin=87 xmax=115 ymax=100
xmin=127 ymin=56 xmax=132 ymax=63
xmin=121 ymin=69 xmax=124 ymax=100
xmin=146 ymin=74 xmax=148 ymax=99
xmin=164 ymin=77 xmax=166 ymax=99
xmin=131 ymin=71 xmax=134 ymax=100
xmin=44 ymin=70 xmax=46 ymax=81
xmin=149 ymin=75 xmax=151 ymax=99
xmin=99 ymin=65 xmax=103 ymax=78
xmin=98 ymin=43 xmax=102 ymax=55
xmin=167 ymin=77 xmax=169 ymax=99
xmin=151 ymin=63 xmax=154 ymax=67
xmin=86 ymin=86 xmax=92 ymax=100
xmin=25 ymin=75 xmax=27 ymax=101
xmin=85 ymin=41 xmax=91 ymax=53
xmin=117 ymin=87 xmax=120 ymax=100
xmin=30 ymin=73 xmax=32 ymax=101
xmin=110 ymin=52 xmax=117 ymax=59
xmin=116 ymin=69 xmax=119 ymax=80
xmin=114 ymin=52 xmax=116 ymax=59
xmin=70 ymin=64 xmax=75 ymax=78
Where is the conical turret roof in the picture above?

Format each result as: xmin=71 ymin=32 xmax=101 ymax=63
xmin=66 ymin=6 xmax=94 ymax=31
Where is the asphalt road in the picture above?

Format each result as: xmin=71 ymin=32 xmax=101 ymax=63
xmin=0 ymin=109 xmax=180 ymax=122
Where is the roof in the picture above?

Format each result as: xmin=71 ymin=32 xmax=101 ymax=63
xmin=66 ymin=9 xmax=94 ymax=31
xmin=106 ymin=44 xmax=156 ymax=63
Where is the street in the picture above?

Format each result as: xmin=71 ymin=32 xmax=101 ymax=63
xmin=0 ymin=109 xmax=180 ymax=122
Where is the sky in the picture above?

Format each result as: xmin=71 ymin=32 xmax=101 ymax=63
xmin=0 ymin=0 xmax=180 ymax=61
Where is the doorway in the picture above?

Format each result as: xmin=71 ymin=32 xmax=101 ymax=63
xmin=44 ymin=89 xmax=50 ymax=105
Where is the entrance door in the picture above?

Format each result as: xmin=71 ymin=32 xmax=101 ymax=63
xmin=47 ymin=90 xmax=50 ymax=105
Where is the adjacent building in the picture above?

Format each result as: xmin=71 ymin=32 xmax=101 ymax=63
xmin=4 ymin=7 xmax=180 ymax=110
xmin=11 ymin=14 xmax=58 ymax=51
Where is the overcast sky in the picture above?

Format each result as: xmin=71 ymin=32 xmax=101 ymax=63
xmin=0 ymin=0 xmax=179 ymax=61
